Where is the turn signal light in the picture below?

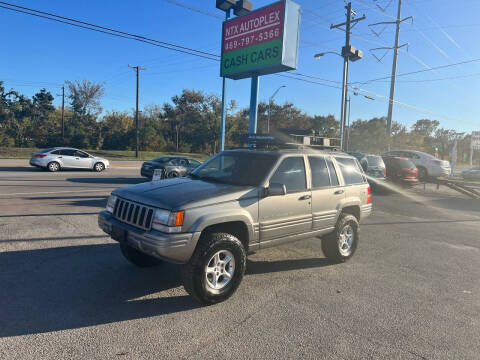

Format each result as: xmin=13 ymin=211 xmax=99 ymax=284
xmin=174 ymin=211 xmax=184 ymax=226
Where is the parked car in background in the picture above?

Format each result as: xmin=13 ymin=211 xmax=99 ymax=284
xmin=29 ymin=147 xmax=109 ymax=172
xmin=140 ymin=156 xmax=202 ymax=180
xmin=461 ymin=167 xmax=480 ymax=181
xmin=382 ymin=156 xmax=419 ymax=187
xmin=358 ymin=154 xmax=387 ymax=190
xmin=383 ymin=150 xmax=450 ymax=180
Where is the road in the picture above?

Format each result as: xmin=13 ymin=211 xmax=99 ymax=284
xmin=0 ymin=164 xmax=479 ymax=359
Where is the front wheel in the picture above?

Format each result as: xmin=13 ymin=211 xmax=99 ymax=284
xmin=94 ymin=162 xmax=105 ymax=172
xmin=181 ymin=232 xmax=246 ymax=305
xmin=120 ymin=242 xmax=163 ymax=267
xmin=47 ymin=161 xmax=60 ymax=172
xmin=321 ymin=214 xmax=359 ymax=263
xmin=167 ymin=171 xmax=179 ymax=178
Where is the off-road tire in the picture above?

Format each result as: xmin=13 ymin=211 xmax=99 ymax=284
xmin=47 ymin=161 xmax=60 ymax=172
xmin=322 ymin=214 xmax=359 ymax=263
xmin=181 ymin=232 xmax=246 ymax=305
xmin=120 ymin=242 xmax=163 ymax=267
xmin=94 ymin=162 xmax=105 ymax=172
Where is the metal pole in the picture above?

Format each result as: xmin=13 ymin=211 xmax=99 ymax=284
xmin=339 ymin=2 xmax=352 ymax=151
xmin=469 ymin=134 xmax=473 ymax=167
xmin=135 ymin=67 xmax=139 ymax=158
xmin=249 ymin=74 xmax=260 ymax=134
xmin=61 ymin=85 xmax=65 ymax=146
xmin=176 ymin=123 xmax=179 ymax=152
xmin=220 ymin=10 xmax=230 ymax=151
xmin=386 ymin=0 xmax=402 ymax=138
xmin=268 ymin=99 xmax=271 ymax=133
xmin=346 ymin=97 xmax=351 ymax=152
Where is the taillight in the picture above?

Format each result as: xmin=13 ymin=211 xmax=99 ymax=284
xmin=35 ymin=154 xmax=47 ymax=158
xmin=367 ymin=187 xmax=371 ymax=204
xmin=383 ymin=168 xmax=387 ymax=177
xmin=434 ymin=160 xmax=442 ymax=165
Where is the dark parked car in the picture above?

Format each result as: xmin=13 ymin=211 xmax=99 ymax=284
xmin=382 ymin=156 xmax=419 ymax=187
xmin=348 ymin=153 xmax=387 ymax=191
xmin=140 ymin=156 xmax=202 ymax=180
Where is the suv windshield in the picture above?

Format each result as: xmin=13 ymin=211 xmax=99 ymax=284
xmin=190 ymin=151 xmax=278 ymax=186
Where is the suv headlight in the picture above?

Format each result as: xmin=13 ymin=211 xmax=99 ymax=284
xmin=152 ymin=209 xmax=184 ymax=233
xmin=106 ymin=195 xmax=118 ymax=213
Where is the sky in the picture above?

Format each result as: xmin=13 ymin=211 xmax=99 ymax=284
xmin=1 ymin=0 xmax=480 ymax=133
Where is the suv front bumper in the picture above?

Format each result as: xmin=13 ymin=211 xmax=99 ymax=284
xmin=98 ymin=210 xmax=201 ymax=264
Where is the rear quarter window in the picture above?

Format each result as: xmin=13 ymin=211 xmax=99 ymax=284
xmin=336 ymin=157 xmax=365 ymax=185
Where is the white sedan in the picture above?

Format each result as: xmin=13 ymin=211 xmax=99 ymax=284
xmin=29 ymin=147 xmax=110 ymax=172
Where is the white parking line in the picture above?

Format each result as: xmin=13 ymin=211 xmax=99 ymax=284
xmin=0 ymin=189 xmax=113 ymax=197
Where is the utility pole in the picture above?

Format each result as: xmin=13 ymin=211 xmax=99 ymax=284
xmin=61 ymin=85 xmax=65 ymax=145
xmin=330 ymin=2 xmax=365 ymax=150
xmin=369 ymin=0 xmax=412 ymax=139
xmin=129 ymin=65 xmax=146 ymax=158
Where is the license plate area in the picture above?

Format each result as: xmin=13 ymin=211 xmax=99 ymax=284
xmin=111 ymin=225 xmax=127 ymax=242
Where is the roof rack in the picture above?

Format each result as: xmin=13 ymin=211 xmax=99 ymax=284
xmin=238 ymin=133 xmax=341 ymax=151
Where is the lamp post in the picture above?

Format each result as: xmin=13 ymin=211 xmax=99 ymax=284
xmin=268 ymin=85 xmax=286 ymax=133
xmin=216 ymin=0 xmax=253 ymax=151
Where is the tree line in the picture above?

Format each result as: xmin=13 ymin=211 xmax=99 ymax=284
xmin=0 ymin=79 xmax=475 ymax=162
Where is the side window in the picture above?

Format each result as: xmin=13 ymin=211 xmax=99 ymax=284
xmin=75 ymin=150 xmax=89 ymax=158
xmin=269 ymin=157 xmax=306 ymax=193
xmin=308 ymin=156 xmax=331 ymax=188
xmin=336 ymin=157 xmax=365 ymax=185
xmin=326 ymin=158 xmax=339 ymax=186
xmin=60 ymin=149 xmax=76 ymax=156
xmin=168 ymin=159 xmax=179 ymax=165
xmin=188 ymin=159 xmax=201 ymax=166
xmin=178 ymin=158 xmax=188 ymax=166
xmin=51 ymin=150 xmax=61 ymax=155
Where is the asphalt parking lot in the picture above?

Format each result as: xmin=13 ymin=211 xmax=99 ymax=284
xmin=0 ymin=162 xmax=479 ymax=359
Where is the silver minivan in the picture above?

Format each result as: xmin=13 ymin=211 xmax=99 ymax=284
xmin=29 ymin=147 xmax=110 ymax=172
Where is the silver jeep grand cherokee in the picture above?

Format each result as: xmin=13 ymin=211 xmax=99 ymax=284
xmin=99 ymin=148 xmax=372 ymax=304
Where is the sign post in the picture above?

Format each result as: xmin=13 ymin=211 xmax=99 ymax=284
xmin=470 ymin=131 xmax=480 ymax=166
xmin=220 ymin=0 xmax=300 ymax=134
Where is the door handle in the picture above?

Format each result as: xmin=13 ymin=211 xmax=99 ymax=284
xmin=58 ymin=156 xmax=62 ymax=159
xmin=334 ymin=190 xmax=345 ymax=195
xmin=299 ymin=195 xmax=311 ymax=200
xmin=75 ymin=158 xmax=80 ymax=160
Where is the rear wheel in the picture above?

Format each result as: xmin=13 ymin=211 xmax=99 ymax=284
xmin=181 ymin=232 xmax=246 ymax=305
xmin=322 ymin=214 xmax=359 ymax=263
xmin=168 ymin=171 xmax=179 ymax=178
xmin=47 ymin=161 xmax=60 ymax=172
xmin=94 ymin=162 xmax=105 ymax=172
xmin=120 ymin=242 xmax=163 ymax=267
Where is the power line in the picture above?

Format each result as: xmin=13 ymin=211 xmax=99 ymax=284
xmin=162 ymin=0 xmax=223 ymax=19
xmin=0 ymin=1 xmax=219 ymax=61
xmin=352 ymin=57 xmax=480 ymax=84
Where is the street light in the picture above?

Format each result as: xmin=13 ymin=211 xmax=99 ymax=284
xmin=234 ymin=0 xmax=253 ymax=16
xmin=268 ymin=85 xmax=286 ymax=133
xmin=314 ymin=51 xmax=342 ymax=59
xmin=216 ymin=0 xmax=252 ymax=152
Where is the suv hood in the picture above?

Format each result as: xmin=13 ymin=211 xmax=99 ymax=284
xmin=112 ymin=177 xmax=255 ymax=210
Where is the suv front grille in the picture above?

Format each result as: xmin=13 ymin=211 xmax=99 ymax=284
xmin=113 ymin=198 xmax=154 ymax=230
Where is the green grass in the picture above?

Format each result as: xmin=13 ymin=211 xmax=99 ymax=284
xmin=0 ymin=147 xmax=209 ymax=161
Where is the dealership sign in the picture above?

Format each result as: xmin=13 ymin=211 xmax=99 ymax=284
xmin=220 ymin=0 xmax=301 ymax=80
xmin=472 ymin=131 xmax=480 ymax=150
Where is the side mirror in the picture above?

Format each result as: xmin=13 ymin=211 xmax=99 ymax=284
xmin=267 ymin=183 xmax=286 ymax=196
